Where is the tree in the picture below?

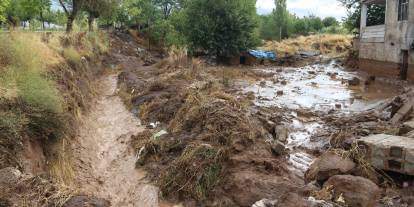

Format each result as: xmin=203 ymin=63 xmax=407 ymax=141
xmin=154 ymin=0 xmax=179 ymax=19
xmin=338 ymin=0 xmax=385 ymax=32
xmin=83 ymin=0 xmax=115 ymax=31
xmin=58 ymin=0 xmax=84 ymax=32
xmin=322 ymin=16 xmax=338 ymax=27
xmin=182 ymin=0 xmax=258 ymax=58
xmin=259 ymin=14 xmax=278 ymax=40
xmin=0 ymin=0 xmax=10 ymax=23
xmin=273 ymin=0 xmax=288 ymax=41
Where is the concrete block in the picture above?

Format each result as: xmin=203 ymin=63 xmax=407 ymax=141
xmin=360 ymin=134 xmax=414 ymax=175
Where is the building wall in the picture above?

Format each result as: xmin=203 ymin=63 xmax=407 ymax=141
xmin=359 ymin=0 xmax=414 ymax=78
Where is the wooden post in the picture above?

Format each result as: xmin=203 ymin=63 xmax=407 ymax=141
xmin=401 ymin=50 xmax=409 ymax=80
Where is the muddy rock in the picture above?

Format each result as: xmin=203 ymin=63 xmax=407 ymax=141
xmin=307 ymin=197 xmax=334 ymax=207
xmin=324 ymin=175 xmax=381 ymax=207
xmin=348 ymin=77 xmax=361 ymax=86
xmin=63 ymin=195 xmax=111 ymax=207
xmin=276 ymin=90 xmax=284 ymax=96
xmin=225 ymin=170 xmax=300 ymax=206
xmin=399 ymin=120 xmax=414 ymax=135
xmin=252 ymin=199 xmax=277 ymax=207
xmin=274 ymin=125 xmax=289 ymax=143
xmin=270 ymin=140 xmax=287 ymax=156
xmin=276 ymin=193 xmax=310 ymax=207
xmin=305 ymin=151 xmax=356 ymax=183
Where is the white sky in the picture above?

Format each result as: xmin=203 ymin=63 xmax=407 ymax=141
xmin=256 ymin=0 xmax=348 ymax=21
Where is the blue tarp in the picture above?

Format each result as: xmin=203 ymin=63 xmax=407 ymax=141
xmin=248 ymin=50 xmax=277 ymax=61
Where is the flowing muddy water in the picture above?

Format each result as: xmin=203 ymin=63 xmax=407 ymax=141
xmin=71 ymin=74 xmax=159 ymax=207
xmin=241 ymin=61 xmax=400 ymax=178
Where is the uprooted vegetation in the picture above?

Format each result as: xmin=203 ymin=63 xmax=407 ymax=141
xmin=117 ymin=48 xmax=298 ymax=205
xmin=0 ymin=31 xmax=108 ymax=206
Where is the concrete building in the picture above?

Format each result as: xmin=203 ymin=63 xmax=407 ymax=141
xmin=359 ymin=0 xmax=414 ymax=80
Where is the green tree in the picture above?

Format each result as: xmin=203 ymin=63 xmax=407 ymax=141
xmin=322 ymin=16 xmax=338 ymax=27
xmin=259 ymin=14 xmax=278 ymax=40
xmin=83 ymin=0 xmax=116 ymax=31
xmin=0 ymin=0 xmax=10 ymax=23
xmin=338 ymin=0 xmax=385 ymax=31
xmin=182 ymin=0 xmax=258 ymax=58
xmin=58 ymin=0 xmax=84 ymax=32
xmin=273 ymin=0 xmax=288 ymax=41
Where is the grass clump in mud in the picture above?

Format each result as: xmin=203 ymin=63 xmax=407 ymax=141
xmin=132 ymin=81 xmax=255 ymax=203
xmin=160 ymin=144 xmax=225 ymax=201
xmin=63 ymin=47 xmax=82 ymax=67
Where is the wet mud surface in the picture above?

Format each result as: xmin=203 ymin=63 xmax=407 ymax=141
xmin=71 ymin=74 xmax=159 ymax=207
xmin=242 ymin=61 xmax=399 ymax=112
xmin=241 ymin=61 xmax=401 ymax=178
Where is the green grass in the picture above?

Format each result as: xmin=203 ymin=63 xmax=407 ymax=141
xmin=86 ymin=32 xmax=109 ymax=54
xmin=63 ymin=47 xmax=81 ymax=67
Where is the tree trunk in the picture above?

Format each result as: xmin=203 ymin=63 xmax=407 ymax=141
xmin=66 ymin=16 xmax=74 ymax=33
xmin=88 ymin=16 xmax=94 ymax=32
xmin=40 ymin=11 xmax=45 ymax=30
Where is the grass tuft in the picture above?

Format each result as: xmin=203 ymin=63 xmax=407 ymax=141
xmin=159 ymin=144 xmax=224 ymax=201
xmin=63 ymin=47 xmax=81 ymax=67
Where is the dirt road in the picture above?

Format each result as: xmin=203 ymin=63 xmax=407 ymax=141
xmin=71 ymin=73 xmax=159 ymax=207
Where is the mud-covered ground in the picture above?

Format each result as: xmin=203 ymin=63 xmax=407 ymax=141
xmin=111 ymin=32 xmax=414 ymax=206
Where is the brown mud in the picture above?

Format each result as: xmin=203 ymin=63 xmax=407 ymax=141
xmin=64 ymin=32 xmax=414 ymax=207
xmin=70 ymin=73 xmax=159 ymax=206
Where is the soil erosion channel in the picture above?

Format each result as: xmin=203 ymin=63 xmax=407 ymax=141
xmin=71 ymin=74 xmax=159 ymax=207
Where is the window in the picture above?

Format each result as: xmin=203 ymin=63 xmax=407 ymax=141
xmin=398 ymin=0 xmax=409 ymax=21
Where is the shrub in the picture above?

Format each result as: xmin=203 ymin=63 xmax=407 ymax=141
xmin=86 ymin=32 xmax=109 ymax=54
xmin=63 ymin=47 xmax=81 ymax=67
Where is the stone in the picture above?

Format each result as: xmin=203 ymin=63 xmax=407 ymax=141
xmin=251 ymin=199 xmax=277 ymax=207
xmin=276 ymin=91 xmax=284 ymax=96
xmin=399 ymin=120 xmax=414 ymax=135
xmin=274 ymin=125 xmax=289 ymax=143
xmin=270 ymin=140 xmax=287 ymax=156
xmin=324 ymin=175 xmax=381 ymax=207
xmin=277 ymin=193 xmax=310 ymax=207
xmin=348 ymin=77 xmax=360 ymax=86
xmin=307 ymin=197 xmax=334 ymax=207
xmin=406 ymin=130 xmax=414 ymax=138
xmin=359 ymin=134 xmax=414 ymax=175
xmin=391 ymin=98 xmax=414 ymax=125
xmin=305 ymin=151 xmax=356 ymax=183
xmin=63 ymin=195 xmax=110 ymax=207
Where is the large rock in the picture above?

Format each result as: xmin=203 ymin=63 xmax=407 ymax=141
xmin=276 ymin=193 xmax=310 ymax=207
xmin=324 ymin=175 xmax=381 ymax=207
xmin=63 ymin=196 xmax=111 ymax=207
xmin=305 ymin=151 xmax=356 ymax=183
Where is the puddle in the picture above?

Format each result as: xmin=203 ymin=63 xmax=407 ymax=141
xmin=242 ymin=61 xmax=399 ymax=112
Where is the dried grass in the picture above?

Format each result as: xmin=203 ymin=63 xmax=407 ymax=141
xmin=260 ymin=34 xmax=352 ymax=56
xmin=159 ymin=144 xmax=225 ymax=201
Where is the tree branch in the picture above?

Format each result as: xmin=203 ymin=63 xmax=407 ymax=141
xmin=58 ymin=0 xmax=69 ymax=15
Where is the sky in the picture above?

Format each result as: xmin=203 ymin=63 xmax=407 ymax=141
xmin=256 ymin=0 xmax=348 ymax=21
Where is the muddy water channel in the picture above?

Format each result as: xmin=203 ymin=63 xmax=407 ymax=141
xmin=240 ymin=61 xmax=400 ymax=179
